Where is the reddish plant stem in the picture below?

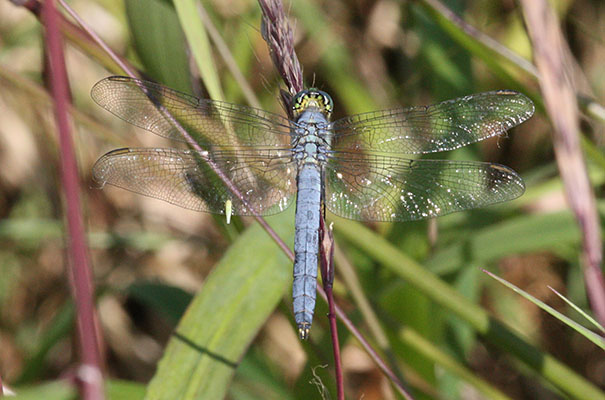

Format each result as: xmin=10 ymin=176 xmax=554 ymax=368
xmin=42 ymin=1 xmax=104 ymax=399
xmin=319 ymin=218 xmax=343 ymax=400
xmin=330 ymin=294 xmax=414 ymax=400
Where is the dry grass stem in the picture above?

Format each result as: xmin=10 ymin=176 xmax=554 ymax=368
xmin=258 ymin=0 xmax=303 ymax=101
xmin=520 ymin=0 xmax=605 ymax=324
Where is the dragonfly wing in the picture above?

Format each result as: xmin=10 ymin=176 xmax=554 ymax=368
xmin=92 ymin=148 xmax=297 ymax=216
xmin=91 ymin=76 xmax=292 ymax=149
xmin=325 ymin=153 xmax=525 ymax=222
xmin=331 ymin=91 xmax=534 ymax=154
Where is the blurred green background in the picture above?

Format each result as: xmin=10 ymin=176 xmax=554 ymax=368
xmin=0 ymin=0 xmax=603 ymax=399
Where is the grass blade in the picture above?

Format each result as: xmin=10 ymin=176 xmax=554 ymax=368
xmin=125 ymin=0 xmax=192 ymax=93
xmin=549 ymin=286 xmax=605 ymax=333
xmin=173 ymin=0 xmax=224 ymax=101
xmin=485 ymin=270 xmax=605 ymax=350
xmin=144 ymin=213 xmax=293 ymax=400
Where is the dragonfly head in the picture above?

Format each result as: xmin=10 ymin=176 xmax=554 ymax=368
xmin=292 ymin=88 xmax=333 ymax=120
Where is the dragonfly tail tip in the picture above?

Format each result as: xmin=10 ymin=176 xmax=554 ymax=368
xmin=298 ymin=325 xmax=310 ymax=340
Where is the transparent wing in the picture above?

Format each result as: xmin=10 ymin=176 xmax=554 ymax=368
xmin=92 ymin=148 xmax=297 ymax=216
xmin=325 ymin=152 xmax=525 ymax=222
xmin=331 ymin=91 xmax=534 ymax=154
xmin=91 ymin=76 xmax=292 ymax=149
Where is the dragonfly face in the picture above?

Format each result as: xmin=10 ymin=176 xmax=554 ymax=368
xmin=91 ymin=76 xmax=534 ymax=339
xmin=292 ymin=88 xmax=333 ymax=120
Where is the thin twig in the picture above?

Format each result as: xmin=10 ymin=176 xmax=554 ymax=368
xmin=326 ymin=289 xmax=414 ymax=400
xmin=42 ymin=1 xmax=104 ymax=399
xmin=334 ymin=243 xmax=408 ymax=384
xmin=319 ymin=219 xmax=343 ymax=400
xmin=419 ymin=0 xmax=537 ymax=76
xmin=0 ymin=66 xmax=123 ymax=143
xmin=57 ymin=0 xmax=137 ymax=78
xmin=18 ymin=0 xmax=137 ymax=76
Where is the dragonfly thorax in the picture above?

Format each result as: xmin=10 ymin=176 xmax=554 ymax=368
xmin=292 ymin=108 xmax=332 ymax=166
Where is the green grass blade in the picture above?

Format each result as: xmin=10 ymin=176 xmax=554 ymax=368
xmin=429 ymin=201 xmax=605 ymax=274
xmin=427 ymin=210 xmax=582 ymax=274
xmin=173 ymin=0 xmax=224 ymax=101
xmin=549 ymin=286 xmax=605 ymax=333
xmin=12 ymin=381 xmax=75 ymax=400
xmin=398 ymin=327 xmax=513 ymax=400
xmin=485 ymin=270 xmax=605 ymax=350
xmin=125 ymin=0 xmax=192 ymax=93
xmin=144 ymin=213 xmax=293 ymax=400
xmin=107 ymin=380 xmax=146 ymax=400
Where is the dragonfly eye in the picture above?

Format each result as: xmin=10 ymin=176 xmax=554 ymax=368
xmin=292 ymin=88 xmax=334 ymax=119
xmin=318 ymin=90 xmax=334 ymax=113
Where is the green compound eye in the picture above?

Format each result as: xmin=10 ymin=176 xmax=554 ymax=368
xmin=292 ymin=91 xmax=305 ymax=111
xmin=320 ymin=92 xmax=333 ymax=112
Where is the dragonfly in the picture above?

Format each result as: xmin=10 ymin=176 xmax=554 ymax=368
xmin=91 ymin=76 xmax=534 ymax=339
